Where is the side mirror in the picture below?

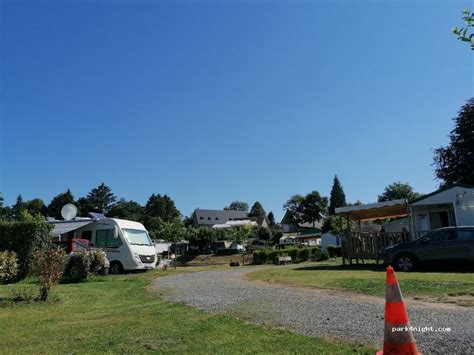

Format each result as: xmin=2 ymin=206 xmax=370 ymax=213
xmin=114 ymin=226 xmax=119 ymax=239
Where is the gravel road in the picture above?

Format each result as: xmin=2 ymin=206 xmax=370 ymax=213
xmin=151 ymin=266 xmax=473 ymax=354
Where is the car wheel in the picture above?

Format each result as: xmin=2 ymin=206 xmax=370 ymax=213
xmin=109 ymin=261 xmax=123 ymax=275
xmin=394 ymin=254 xmax=416 ymax=272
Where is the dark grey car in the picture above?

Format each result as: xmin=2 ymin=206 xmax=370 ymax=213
xmin=383 ymin=227 xmax=474 ymax=271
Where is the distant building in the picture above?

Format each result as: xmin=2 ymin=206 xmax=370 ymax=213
xmin=192 ymin=208 xmax=269 ymax=229
xmin=280 ymin=211 xmax=323 ymax=233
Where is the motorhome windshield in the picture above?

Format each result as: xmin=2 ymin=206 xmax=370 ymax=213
xmin=122 ymin=229 xmax=153 ymax=246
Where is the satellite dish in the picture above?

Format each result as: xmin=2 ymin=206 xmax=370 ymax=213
xmin=61 ymin=204 xmax=77 ymax=220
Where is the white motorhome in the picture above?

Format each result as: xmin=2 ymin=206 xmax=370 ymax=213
xmin=48 ymin=213 xmax=157 ymax=274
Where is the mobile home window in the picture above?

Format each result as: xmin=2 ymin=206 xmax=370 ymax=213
xmin=95 ymin=229 xmax=122 ymax=247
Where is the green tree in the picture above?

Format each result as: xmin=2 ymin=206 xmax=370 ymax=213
xmin=322 ymin=215 xmax=351 ymax=235
xmin=255 ymin=227 xmax=272 ymax=244
xmin=283 ymin=194 xmax=305 ymax=224
xmin=0 ymin=194 xmax=9 ymax=221
xmin=25 ymin=198 xmax=48 ymax=218
xmin=378 ymin=182 xmax=422 ymax=203
xmin=85 ymin=183 xmax=117 ymax=214
xmin=188 ymin=227 xmax=216 ymax=252
xmin=12 ymin=195 xmax=26 ymax=220
xmin=267 ymin=211 xmax=276 ymax=227
xmin=328 ymin=175 xmax=346 ymax=215
xmin=452 ymin=9 xmax=474 ymax=50
xmin=433 ymin=98 xmax=474 ymax=186
xmin=108 ymin=199 xmax=144 ymax=221
xmin=145 ymin=194 xmax=180 ymax=223
xmin=225 ymin=226 xmax=253 ymax=244
xmin=224 ymin=201 xmax=249 ymax=212
xmin=301 ymin=191 xmax=328 ymax=227
xmin=270 ymin=229 xmax=283 ymax=245
xmin=248 ymin=201 xmax=266 ymax=218
xmin=153 ymin=220 xmax=187 ymax=243
xmin=76 ymin=197 xmax=96 ymax=216
xmin=48 ymin=189 xmax=75 ymax=219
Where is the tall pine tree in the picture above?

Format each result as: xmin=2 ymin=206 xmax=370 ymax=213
xmin=86 ymin=183 xmax=117 ymax=214
xmin=267 ymin=211 xmax=276 ymax=227
xmin=328 ymin=175 xmax=346 ymax=215
xmin=249 ymin=201 xmax=266 ymax=218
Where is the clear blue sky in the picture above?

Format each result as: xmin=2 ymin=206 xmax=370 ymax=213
xmin=1 ymin=0 xmax=472 ymax=221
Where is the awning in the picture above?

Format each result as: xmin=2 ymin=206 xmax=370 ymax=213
xmin=48 ymin=220 xmax=95 ymax=236
xmin=335 ymin=199 xmax=409 ymax=221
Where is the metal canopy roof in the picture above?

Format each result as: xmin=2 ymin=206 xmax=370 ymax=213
xmin=48 ymin=220 xmax=95 ymax=236
xmin=335 ymin=199 xmax=409 ymax=221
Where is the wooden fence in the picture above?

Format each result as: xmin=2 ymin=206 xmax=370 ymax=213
xmin=341 ymin=232 xmax=411 ymax=265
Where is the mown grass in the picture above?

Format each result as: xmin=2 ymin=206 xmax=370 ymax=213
xmin=248 ymin=259 xmax=474 ymax=306
xmin=0 ymin=268 xmax=375 ymax=354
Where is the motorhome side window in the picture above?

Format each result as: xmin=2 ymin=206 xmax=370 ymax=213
xmin=95 ymin=229 xmax=123 ymax=247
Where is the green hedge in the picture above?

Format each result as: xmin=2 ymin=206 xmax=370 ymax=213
xmin=253 ymin=250 xmax=268 ymax=264
xmin=327 ymin=245 xmax=342 ymax=257
xmin=0 ymin=221 xmax=52 ymax=279
xmin=310 ymin=248 xmax=329 ymax=262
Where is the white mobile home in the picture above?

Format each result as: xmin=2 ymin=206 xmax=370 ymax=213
xmin=48 ymin=214 xmax=157 ymax=274
xmin=409 ymin=184 xmax=474 ymax=238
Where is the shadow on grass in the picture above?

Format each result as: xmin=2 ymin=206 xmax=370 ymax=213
xmin=294 ymin=263 xmax=474 ymax=274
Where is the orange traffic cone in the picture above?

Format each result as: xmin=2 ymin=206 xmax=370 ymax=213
xmin=376 ymin=266 xmax=420 ymax=355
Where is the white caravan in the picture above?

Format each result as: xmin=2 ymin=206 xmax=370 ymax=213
xmin=48 ymin=214 xmax=157 ymax=274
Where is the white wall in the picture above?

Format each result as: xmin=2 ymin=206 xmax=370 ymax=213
xmin=411 ymin=186 xmax=474 ymax=229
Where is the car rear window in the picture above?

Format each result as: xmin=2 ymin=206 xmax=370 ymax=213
xmin=456 ymin=230 xmax=474 ymax=240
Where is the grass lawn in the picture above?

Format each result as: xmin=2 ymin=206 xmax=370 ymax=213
xmin=248 ymin=259 xmax=474 ymax=306
xmin=0 ymin=267 xmax=375 ymax=354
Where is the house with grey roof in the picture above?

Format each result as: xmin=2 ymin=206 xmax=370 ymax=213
xmin=192 ymin=208 xmax=269 ymax=229
xmin=192 ymin=209 xmax=248 ymax=228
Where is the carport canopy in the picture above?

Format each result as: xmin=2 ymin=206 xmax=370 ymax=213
xmin=335 ymin=199 xmax=409 ymax=221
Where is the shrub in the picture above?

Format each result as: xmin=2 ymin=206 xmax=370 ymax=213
xmin=267 ymin=250 xmax=280 ymax=264
xmin=285 ymin=248 xmax=299 ymax=261
xmin=32 ymin=249 xmax=66 ymax=301
xmin=252 ymin=250 xmax=267 ymax=264
xmin=0 ymin=220 xmax=52 ymax=279
xmin=0 ymin=251 xmax=18 ymax=284
xmin=297 ymin=248 xmax=310 ymax=262
xmin=326 ymin=245 xmax=342 ymax=258
xmin=64 ymin=253 xmax=91 ymax=282
xmin=310 ymin=249 xmax=329 ymax=262
xmin=88 ymin=249 xmax=109 ymax=276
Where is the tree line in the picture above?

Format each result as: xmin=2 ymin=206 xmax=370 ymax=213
xmin=0 ymin=96 xmax=472 ymax=244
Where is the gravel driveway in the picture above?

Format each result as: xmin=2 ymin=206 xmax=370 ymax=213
xmin=151 ymin=266 xmax=473 ymax=354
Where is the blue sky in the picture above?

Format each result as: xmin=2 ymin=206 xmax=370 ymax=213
xmin=1 ymin=0 xmax=472 ymax=221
